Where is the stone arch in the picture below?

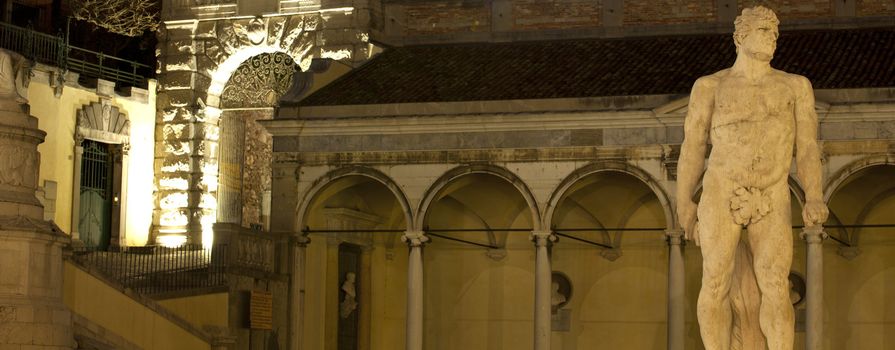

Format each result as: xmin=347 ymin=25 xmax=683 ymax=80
xmin=823 ymin=156 xmax=895 ymax=249
xmin=823 ymin=154 xmax=895 ymax=203
xmin=415 ymin=164 xmax=542 ymax=232
xmin=294 ymin=166 xmax=413 ymax=236
xmin=198 ymin=13 xmax=365 ymax=109
xmin=154 ymin=10 xmax=373 ymax=243
xmin=544 ymin=161 xmax=673 ymax=231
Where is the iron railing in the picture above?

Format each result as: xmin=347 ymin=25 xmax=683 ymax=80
xmin=71 ymin=244 xmax=228 ymax=295
xmin=0 ymin=21 xmax=151 ymax=88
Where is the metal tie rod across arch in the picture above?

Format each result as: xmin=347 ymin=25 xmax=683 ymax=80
xmin=301 ymin=223 xmax=895 ymax=249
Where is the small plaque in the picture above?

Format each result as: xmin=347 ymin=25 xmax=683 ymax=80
xmin=250 ymin=290 xmax=273 ymax=330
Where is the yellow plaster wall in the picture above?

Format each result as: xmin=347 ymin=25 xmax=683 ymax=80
xmin=63 ymin=261 xmax=211 ymax=350
xmin=29 ymin=75 xmax=156 ymax=245
xmin=299 ymin=167 xmax=895 ymax=350
xmin=303 ymin=212 xmax=893 ymax=349
xmin=113 ymin=81 xmax=158 ymax=246
xmin=157 ymin=292 xmax=230 ymax=329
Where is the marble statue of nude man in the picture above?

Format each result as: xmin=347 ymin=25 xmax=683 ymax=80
xmin=676 ymin=6 xmax=829 ymax=350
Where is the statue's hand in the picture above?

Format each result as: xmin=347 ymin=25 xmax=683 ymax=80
xmin=802 ymin=199 xmax=829 ymax=228
xmin=678 ymin=200 xmax=699 ymax=246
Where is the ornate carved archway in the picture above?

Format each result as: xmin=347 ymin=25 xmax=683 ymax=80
xmin=153 ymin=10 xmax=377 ymax=244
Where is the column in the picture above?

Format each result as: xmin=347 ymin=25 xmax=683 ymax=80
xmin=289 ymin=234 xmax=310 ymax=350
xmin=665 ymin=229 xmax=685 ymax=350
xmin=402 ymin=230 xmax=429 ymax=350
xmin=531 ymin=230 xmax=556 ymax=350
xmin=801 ymin=226 xmax=827 ymax=350
xmin=70 ymin=135 xmax=84 ymax=243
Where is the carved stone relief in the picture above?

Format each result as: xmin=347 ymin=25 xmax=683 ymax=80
xmin=0 ymin=139 xmax=36 ymax=187
xmin=221 ymin=52 xmax=297 ymax=108
xmin=233 ymin=234 xmax=276 ymax=273
xmin=241 ymin=110 xmax=274 ymax=228
xmin=76 ymin=100 xmax=130 ymax=145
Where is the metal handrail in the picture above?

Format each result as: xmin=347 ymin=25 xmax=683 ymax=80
xmin=71 ymin=244 xmax=229 ymax=295
xmin=0 ymin=21 xmax=150 ymax=88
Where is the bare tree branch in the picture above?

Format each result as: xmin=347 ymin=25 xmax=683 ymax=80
xmin=71 ymin=0 xmax=159 ymax=37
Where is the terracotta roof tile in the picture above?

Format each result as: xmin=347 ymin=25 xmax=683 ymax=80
xmin=299 ymin=28 xmax=895 ymax=106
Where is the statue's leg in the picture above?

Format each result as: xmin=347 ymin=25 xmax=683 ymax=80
xmin=696 ymin=176 xmax=744 ymax=350
xmin=747 ymin=182 xmax=794 ymax=350
xmin=730 ymin=237 xmax=766 ymax=350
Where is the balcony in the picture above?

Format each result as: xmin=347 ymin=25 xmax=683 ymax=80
xmin=0 ymin=21 xmax=152 ymax=88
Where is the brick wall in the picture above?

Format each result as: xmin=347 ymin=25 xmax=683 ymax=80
xmin=858 ymin=0 xmax=895 ymax=16
xmin=624 ymin=0 xmax=716 ymax=25
xmin=378 ymin=0 xmax=889 ymax=40
xmin=513 ymin=0 xmax=602 ymax=30
xmin=403 ymin=1 xmax=491 ymax=35
xmin=738 ymin=0 xmax=832 ymax=19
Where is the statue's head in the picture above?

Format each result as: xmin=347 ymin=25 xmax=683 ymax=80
xmin=733 ymin=6 xmax=780 ymax=61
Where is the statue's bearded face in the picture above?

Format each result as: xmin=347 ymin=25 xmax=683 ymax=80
xmin=734 ymin=6 xmax=780 ymax=62
xmin=739 ymin=23 xmax=779 ymax=61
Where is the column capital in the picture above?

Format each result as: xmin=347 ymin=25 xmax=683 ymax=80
xmin=530 ymin=230 xmax=557 ymax=247
xmin=800 ymin=226 xmax=828 ymax=243
xmin=402 ymin=230 xmax=429 ymax=247
xmin=665 ymin=229 xmax=685 ymax=246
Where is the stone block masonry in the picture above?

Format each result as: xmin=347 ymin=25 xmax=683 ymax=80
xmin=624 ymin=0 xmax=716 ymax=25
xmin=858 ymin=0 xmax=895 ymax=16
xmin=513 ymin=0 xmax=602 ymax=30
xmin=377 ymin=1 xmax=891 ymax=42
xmin=738 ymin=0 xmax=832 ymax=19
xmin=404 ymin=1 xmax=491 ymax=35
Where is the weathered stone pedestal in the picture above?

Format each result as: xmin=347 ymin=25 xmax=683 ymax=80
xmin=0 ymin=98 xmax=74 ymax=349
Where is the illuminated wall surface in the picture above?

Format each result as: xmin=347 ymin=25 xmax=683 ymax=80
xmin=5 ymin=0 xmax=892 ymax=349
xmin=29 ymin=68 xmax=157 ymax=246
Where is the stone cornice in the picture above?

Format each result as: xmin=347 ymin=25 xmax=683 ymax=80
xmin=263 ymin=110 xmax=663 ymax=136
xmin=263 ymin=99 xmax=895 ymax=137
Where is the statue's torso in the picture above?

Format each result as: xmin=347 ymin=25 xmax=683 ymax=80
xmin=706 ymin=70 xmax=799 ymax=189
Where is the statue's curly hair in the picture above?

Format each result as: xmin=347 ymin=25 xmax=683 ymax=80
xmin=734 ymin=6 xmax=780 ymax=44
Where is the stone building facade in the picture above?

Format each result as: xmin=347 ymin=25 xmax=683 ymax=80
xmin=149 ymin=0 xmax=895 ymax=349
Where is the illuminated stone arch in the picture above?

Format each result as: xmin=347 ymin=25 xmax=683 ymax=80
xmin=294 ymin=166 xmax=413 ymax=236
xmin=154 ymin=10 xmax=373 ymax=243
xmin=415 ymin=164 xmax=542 ymax=233
xmin=199 ymin=14 xmax=371 ymax=109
